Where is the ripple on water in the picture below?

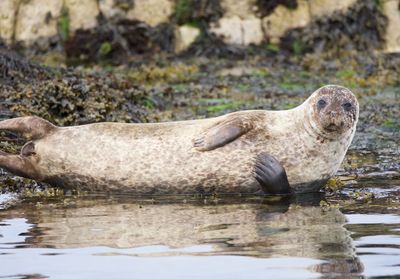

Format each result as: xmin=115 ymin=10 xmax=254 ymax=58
xmin=344 ymin=213 xmax=400 ymax=277
xmin=0 ymin=195 xmax=399 ymax=278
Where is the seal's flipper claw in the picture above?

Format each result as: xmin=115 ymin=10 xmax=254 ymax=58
xmin=193 ymin=136 xmax=205 ymax=147
xmin=0 ymin=150 xmax=40 ymax=179
xmin=255 ymin=153 xmax=291 ymax=195
xmin=193 ymin=114 xmax=254 ymax=151
xmin=0 ymin=116 xmax=56 ymax=140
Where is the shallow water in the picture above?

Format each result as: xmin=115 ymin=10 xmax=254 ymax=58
xmin=0 ymin=181 xmax=399 ymax=279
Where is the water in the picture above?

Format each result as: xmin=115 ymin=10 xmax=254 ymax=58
xmin=0 ymin=185 xmax=399 ymax=279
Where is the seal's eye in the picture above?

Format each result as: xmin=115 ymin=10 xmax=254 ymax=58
xmin=317 ymin=99 xmax=327 ymax=109
xmin=342 ymin=102 xmax=352 ymax=111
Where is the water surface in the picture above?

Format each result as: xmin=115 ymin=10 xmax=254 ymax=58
xmin=1 ymin=185 xmax=399 ymax=279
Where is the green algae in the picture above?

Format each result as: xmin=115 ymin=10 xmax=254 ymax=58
xmin=58 ymin=5 xmax=70 ymax=42
xmin=127 ymin=63 xmax=199 ymax=84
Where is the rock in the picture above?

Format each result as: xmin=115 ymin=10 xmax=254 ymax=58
xmin=100 ymin=0 xmax=174 ymax=27
xmin=262 ymin=0 xmax=311 ymax=44
xmin=241 ymin=17 xmax=264 ymax=45
xmin=0 ymin=0 xmax=17 ymax=43
xmin=66 ymin=0 xmax=99 ymax=33
xmin=174 ymin=25 xmax=200 ymax=53
xmin=309 ymin=0 xmax=357 ymax=17
xmin=98 ymin=0 xmax=133 ymax=19
xmin=127 ymin=0 xmax=174 ymax=27
xmin=15 ymin=0 xmax=62 ymax=44
xmin=383 ymin=0 xmax=400 ymax=53
xmin=211 ymin=16 xmax=263 ymax=45
xmin=263 ymin=0 xmax=357 ymax=44
xmin=220 ymin=0 xmax=257 ymax=19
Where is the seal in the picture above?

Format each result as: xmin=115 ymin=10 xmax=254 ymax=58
xmin=0 ymin=85 xmax=358 ymax=195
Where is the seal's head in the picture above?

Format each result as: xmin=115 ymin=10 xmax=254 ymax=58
xmin=306 ymin=85 xmax=359 ymax=138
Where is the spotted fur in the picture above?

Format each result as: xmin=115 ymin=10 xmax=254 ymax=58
xmin=0 ymin=85 xmax=358 ymax=194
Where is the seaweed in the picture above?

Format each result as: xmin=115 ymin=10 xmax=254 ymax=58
xmin=280 ymin=0 xmax=388 ymax=54
xmin=0 ymin=49 xmax=53 ymax=85
xmin=175 ymin=0 xmax=223 ymax=25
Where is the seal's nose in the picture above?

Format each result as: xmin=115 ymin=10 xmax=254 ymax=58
xmin=330 ymin=111 xmax=338 ymax=118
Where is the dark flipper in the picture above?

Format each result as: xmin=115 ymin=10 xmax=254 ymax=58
xmin=193 ymin=114 xmax=255 ymax=151
xmin=0 ymin=116 xmax=56 ymax=140
xmin=255 ymin=153 xmax=291 ymax=195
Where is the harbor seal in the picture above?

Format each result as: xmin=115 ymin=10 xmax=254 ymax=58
xmin=0 ymin=85 xmax=358 ymax=195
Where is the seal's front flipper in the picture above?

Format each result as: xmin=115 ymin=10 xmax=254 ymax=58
xmin=0 ymin=116 xmax=56 ymax=140
xmin=255 ymin=153 xmax=291 ymax=195
xmin=193 ymin=114 xmax=255 ymax=151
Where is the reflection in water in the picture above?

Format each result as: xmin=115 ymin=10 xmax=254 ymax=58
xmin=0 ymin=194 xmax=370 ymax=278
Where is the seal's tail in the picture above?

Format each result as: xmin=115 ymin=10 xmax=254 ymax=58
xmin=0 ymin=116 xmax=56 ymax=140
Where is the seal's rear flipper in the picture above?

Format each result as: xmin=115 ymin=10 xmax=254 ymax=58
xmin=193 ymin=113 xmax=256 ymax=151
xmin=0 ymin=150 xmax=40 ymax=180
xmin=0 ymin=116 xmax=56 ymax=140
xmin=255 ymin=153 xmax=291 ymax=195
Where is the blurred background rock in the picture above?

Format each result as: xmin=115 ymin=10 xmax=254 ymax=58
xmin=0 ymin=0 xmax=399 ymax=62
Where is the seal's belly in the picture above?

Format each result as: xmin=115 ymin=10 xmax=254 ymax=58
xmin=35 ymin=125 xmax=260 ymax=194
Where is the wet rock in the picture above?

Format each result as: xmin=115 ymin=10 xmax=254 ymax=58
xmin=174 ymin=25 xmax=200 ymax=52
xmin=66 ymin=0 xmax=99 ymax=33
xmin=383 ymin=0 xmax=400 ymax=53
xmin=15 ymin=0 xmax=62 ymax=44
xmin=0 ymin=0 xmax=16 ymax=43
xmin=210 ymin=16 xmax=263 ymax=45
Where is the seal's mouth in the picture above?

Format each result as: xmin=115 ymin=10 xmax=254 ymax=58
xmin=322 ymin=117 xmax=348 ymax=133
xmin=324 ymin=123 xmax=341 ymax=132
